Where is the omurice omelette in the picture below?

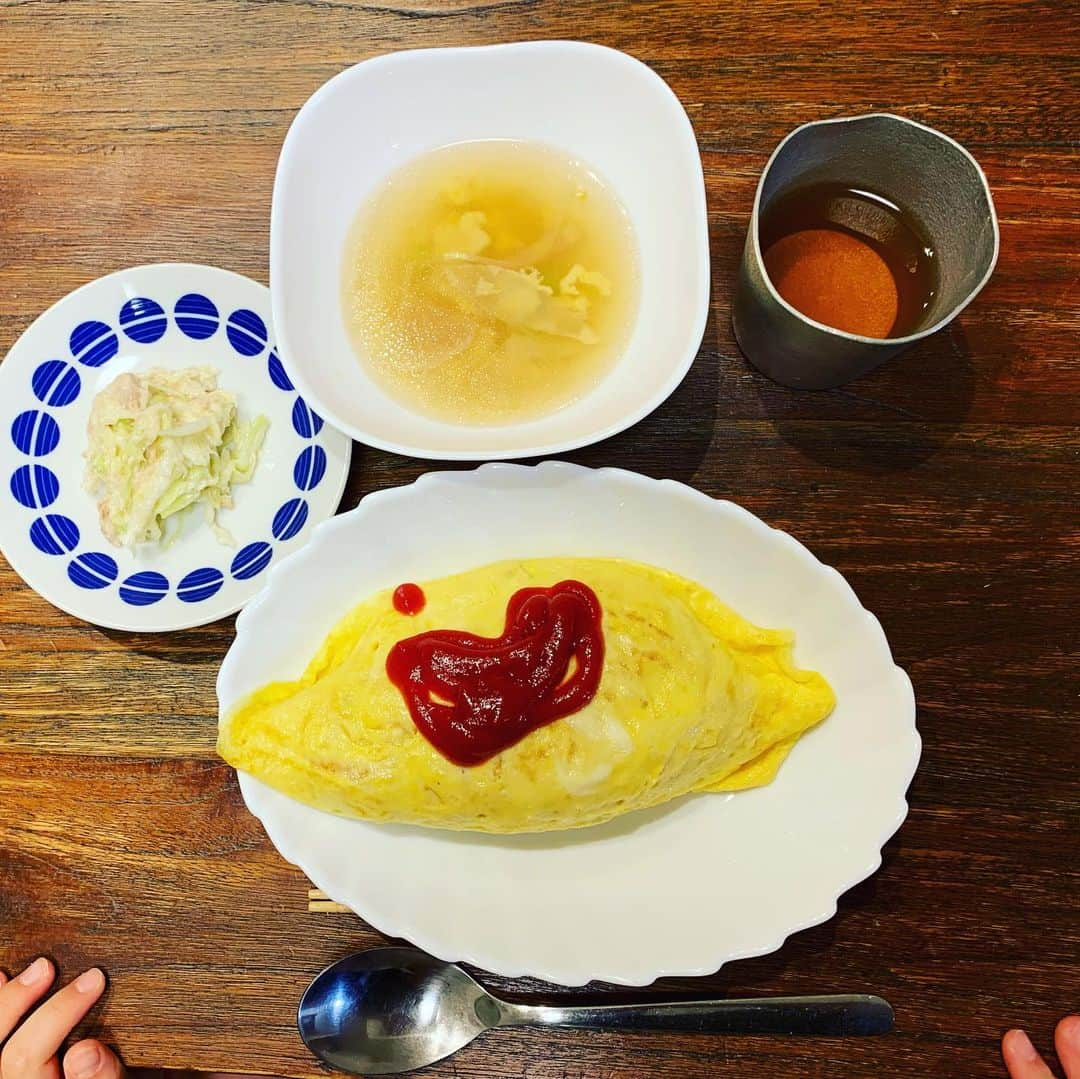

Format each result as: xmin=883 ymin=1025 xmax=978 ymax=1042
xmin=217 ymin=558 xmax=835 ymax=833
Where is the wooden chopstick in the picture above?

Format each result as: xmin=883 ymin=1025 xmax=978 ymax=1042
xmin=307 ymin=887 xmax=351 ymax=913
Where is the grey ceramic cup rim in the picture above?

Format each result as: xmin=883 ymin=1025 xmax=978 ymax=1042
xmin=748 ymin=112 xmax=1001 ymax=346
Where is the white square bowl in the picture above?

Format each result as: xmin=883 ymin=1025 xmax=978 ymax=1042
xmin=270 ymin=41 xmax=710 ymax=460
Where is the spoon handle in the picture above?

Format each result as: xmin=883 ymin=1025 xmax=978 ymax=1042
xmin=497 ymin=994 xmax=893 ymax=1036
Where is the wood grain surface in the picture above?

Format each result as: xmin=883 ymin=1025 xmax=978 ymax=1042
xmin=1 ymin=2 xmax=1077 ymax=1077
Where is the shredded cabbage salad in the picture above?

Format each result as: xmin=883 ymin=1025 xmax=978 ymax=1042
xmin=84 ymin=366 xmax=268 ymax=549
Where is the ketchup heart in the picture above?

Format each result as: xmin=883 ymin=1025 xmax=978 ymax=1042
xmin=386 ymin=579 xmax=604 ymax=766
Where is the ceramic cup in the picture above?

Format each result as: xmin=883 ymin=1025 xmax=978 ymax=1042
xmin=732 ymin=113 xmax=999 ymax=390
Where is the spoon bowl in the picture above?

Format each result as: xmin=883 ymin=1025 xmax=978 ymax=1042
xmin=298 ymin=948 xmax=489 ymax=1074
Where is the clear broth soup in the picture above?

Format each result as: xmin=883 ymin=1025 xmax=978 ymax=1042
xmin=342 ymin=140 xmax=640 ymax=426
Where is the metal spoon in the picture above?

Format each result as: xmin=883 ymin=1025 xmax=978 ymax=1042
xmin=297 ymin=947 xmax=894 ymax=1074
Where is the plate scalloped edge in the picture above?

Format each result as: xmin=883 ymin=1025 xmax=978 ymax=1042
xmin=220 ymin=461 xmax=920 ymax=986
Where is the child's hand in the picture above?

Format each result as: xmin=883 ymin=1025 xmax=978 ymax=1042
xmin=0 ymin=959 xmax=123 ymax=1079
xmin=1003 ymin=1017 xmax=1080 ymax=1079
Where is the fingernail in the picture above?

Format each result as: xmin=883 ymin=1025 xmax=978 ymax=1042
xmin=17 ymin=957 xmax=50 ymax=986
xmin=1008 ymin=1029 xmax=1039 ymax=1062
xmin=65 ymin=1043 xmax=102 ymax=1079
xmin=74 ymin=968 xmax=104 ymax=994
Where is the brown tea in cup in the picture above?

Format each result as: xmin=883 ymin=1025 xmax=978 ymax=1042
xmin=760 ymin=182 xmax=938 ymax=340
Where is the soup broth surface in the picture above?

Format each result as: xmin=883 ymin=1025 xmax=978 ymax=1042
xmin=342 ymin=140 xmax=640 ymax=426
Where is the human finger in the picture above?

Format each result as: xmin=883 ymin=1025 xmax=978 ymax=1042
xmin=62 ymin=1041 xmax=124 ymax=1079
xmin=0 ymin=960 xmax=55 ymax=1044
xmin=1002 ymin=1028 xmax=1055 ymax=1079
xmin=0 ymin=969 xmax=104 ymax=1079
xmin=1056 ymin=1016 xmax=1080 ymax=1079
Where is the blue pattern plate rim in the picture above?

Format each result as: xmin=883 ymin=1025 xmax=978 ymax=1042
xmin=0 ymin=262 xmax=352 ymax=632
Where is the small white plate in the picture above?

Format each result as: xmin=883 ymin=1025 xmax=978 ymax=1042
xmin=271 ymin=41 xmax=710 ymax=459
xmin=0 ymin=263 xmax=351 ymax=632
xmin=218 ymin=463 xmax=920 ymax=986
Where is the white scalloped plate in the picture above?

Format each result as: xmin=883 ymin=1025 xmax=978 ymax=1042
xmin=217 ymin=463 xmax=919 ymax=986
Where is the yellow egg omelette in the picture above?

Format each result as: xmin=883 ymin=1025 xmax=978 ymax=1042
xmin=218 ymin=558 xmax=835 ymax=833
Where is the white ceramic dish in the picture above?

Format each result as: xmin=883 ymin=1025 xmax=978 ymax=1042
xmin=270 ymin=41 xmax=710 ymax=460
xmin=0 ymin=264 xmax=351 ymax=632
xmin=218 ymin=463 xmax=919 ymax=985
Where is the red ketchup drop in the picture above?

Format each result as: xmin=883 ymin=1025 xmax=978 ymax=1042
xmin=386 ymin=579 xmax=604 ymax=766
xmin=393 ymin=583 xmax=426 ymax=615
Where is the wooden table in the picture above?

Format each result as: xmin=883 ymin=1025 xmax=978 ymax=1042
xmin=2 ymin=2 xmax=1077 ymax=1076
